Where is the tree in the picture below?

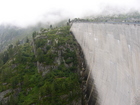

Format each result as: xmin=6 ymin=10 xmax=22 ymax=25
xmin=50 ymin=25 xmax=52 ymax=29
xmin=3 ymin=51 xmax=9 ymax=64
xmin=32 ymin=31 xmax=37 ymax=38
xmin=16 ymin=49 xmax=22 ymax=63
xmin=68 ymin=19 xmax=71 ymax=23
xmin=37 ymin=48 xmax=44 ymax=62
xmin=67 ymin=22 xmax=69 ymax=26
xmin=8 ymin=44 xmax=14 ymax=58
xmin=16 ymin=40 xmax=20 ymax=46
xmin=25 ymin=37 xmax=29 ymax=43
xmin=0 ymin=59 xmax=3 ymax=66
xmin=8 ymin=44 xmax=13 ymax=49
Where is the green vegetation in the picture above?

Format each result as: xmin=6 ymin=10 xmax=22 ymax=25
xmin=0 ymin=25 xmax=81 ymax=105
xmin=72 ymin=11 xmax=140 ymax=23
xmin=0 ymin=22 xmax=52 ymax=53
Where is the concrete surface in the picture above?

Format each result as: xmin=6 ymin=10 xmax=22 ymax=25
xmin=70 ymin=23 xmax=140 ymax=105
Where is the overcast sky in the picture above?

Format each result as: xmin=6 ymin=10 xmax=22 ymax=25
xmin=0 ymin=0 xmax=140 ymax=27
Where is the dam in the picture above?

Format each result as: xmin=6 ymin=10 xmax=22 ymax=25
xmin=70 ymin=22 xmax=140 ymax=105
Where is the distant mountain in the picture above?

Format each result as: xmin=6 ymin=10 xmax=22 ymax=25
xmin=0 ymin=24 xmax=48 ymax=52
xmin=0 ymin=20 xmax=68 ymax=53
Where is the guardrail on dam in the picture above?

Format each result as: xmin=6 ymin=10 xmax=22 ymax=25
xmin=70 ymin=22 xmax=140 ymax=105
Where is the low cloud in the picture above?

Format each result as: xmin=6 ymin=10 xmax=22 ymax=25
xmin=0 ymin=0 xmax=140 ymax=27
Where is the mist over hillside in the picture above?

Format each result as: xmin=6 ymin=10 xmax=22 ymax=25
xmin=0 ymin=19 xmax=68 ymax=52
xmin=1 ymin=11 xmax=140 ymax=52
xmin=0 ymin=25 xmax=39 ymax=52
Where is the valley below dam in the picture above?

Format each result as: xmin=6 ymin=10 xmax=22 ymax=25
xmin=70 ymin=22 xmax=140 ymax=105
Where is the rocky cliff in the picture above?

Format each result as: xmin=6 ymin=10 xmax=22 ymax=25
xmin=0 ymin=26 xmax=84 ymax=105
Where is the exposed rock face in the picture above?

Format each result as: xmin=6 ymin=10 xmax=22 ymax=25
xmin=0 ymin=89 xmax=11 ymax=104
xmin=37 ymin=61 xmax=51 ymax=76
xmin=71 ymin=23 xmax=140 ymax=105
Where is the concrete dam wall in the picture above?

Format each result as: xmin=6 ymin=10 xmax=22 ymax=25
xmin=70 ymin=23 xmax=140 ymax=105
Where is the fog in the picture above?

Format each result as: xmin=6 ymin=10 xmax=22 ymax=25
xmin=0 ymin=0 xmax=140 ymax=27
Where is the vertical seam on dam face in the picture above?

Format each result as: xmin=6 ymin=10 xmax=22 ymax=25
xmin=70 ymin=22 xmax=140 ymax=105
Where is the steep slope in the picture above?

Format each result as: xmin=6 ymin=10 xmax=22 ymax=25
xmin=0 ymin=26 xmax=86 ymax=105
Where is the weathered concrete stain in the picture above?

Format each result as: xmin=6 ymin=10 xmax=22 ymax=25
xmin=70 ymin=23 xmax=140 ymax=105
